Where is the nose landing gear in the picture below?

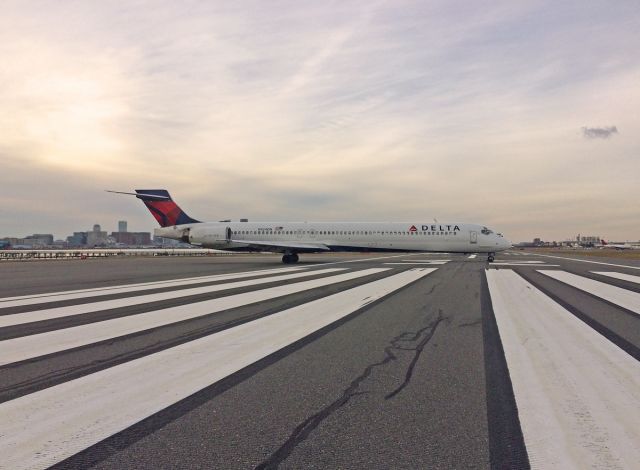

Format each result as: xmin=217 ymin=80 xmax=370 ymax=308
xmin=487 ymin=252 xmax=495 ymax=262
xmin=282 ymin=253 xmax=299 ymax=264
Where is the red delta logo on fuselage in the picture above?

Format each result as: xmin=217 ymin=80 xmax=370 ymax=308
xmin=409 ymin=225 xmax=418 ymax=232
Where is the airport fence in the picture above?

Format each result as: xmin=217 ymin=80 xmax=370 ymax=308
xmin=0 ymin=249 xmax=235 ymax=261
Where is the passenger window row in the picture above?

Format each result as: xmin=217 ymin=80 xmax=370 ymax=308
xmin=231 ymin=230 xmax=460 ymax=236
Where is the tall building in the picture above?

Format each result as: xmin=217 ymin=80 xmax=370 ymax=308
xmin=110 ymin=231 xmax=152 ymax=246
xmin=580 ymin=235 xmax=600 ymax=247
xmin=118 ymin=220 xmax=127 ymax=233
xmin=87 ymin=224 xmax=108 ymax=247
xmin=67 ymin=232 xmax=87 ymax=246
xmin=26 ymin=234 xmax=54 ymax=246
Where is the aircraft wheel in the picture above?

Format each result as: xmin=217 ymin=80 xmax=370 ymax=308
xmin=282 ymin=254 xmax=299 ymax=264
xmin=488 ymin=253 xmax=495 ymax=262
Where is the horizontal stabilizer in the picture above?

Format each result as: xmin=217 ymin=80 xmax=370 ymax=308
xmin=106 ymin=190 xmax=170 ymax=201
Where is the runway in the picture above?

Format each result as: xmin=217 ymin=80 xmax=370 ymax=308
xmin=1 ymin=252 xmax=639 ymax=469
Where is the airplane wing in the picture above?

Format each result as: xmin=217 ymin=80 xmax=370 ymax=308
xmin=230 ymin=239 xmax=331 ymax=253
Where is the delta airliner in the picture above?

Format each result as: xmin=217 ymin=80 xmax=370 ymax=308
xmin=109 ymin=189 xmax=511 ymax=263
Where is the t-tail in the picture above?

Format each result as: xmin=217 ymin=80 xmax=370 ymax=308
xmin=107 ymin=189 xmax=200 ymax=227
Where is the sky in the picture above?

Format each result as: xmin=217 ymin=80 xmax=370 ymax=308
xmin=1 ymin=0 xmax=639 ymax=242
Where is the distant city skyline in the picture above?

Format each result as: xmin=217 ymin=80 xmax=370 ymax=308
xmin=0 ymin=219 xmax=155 ymax=247
xmin=1 ymin=220 xmax=142 ymax=241
xmin=1 ymin=1 xmax=638 ymax=241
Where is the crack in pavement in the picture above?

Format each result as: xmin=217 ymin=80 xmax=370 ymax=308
xmin=385 ymin=310 xmax=444 ymax=400
xmin=458 ymin=318 xmax=482 ymax=328
xmin=254 ymin=311 xmax=445 ymax=469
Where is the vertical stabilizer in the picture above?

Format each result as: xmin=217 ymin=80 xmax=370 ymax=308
xmin=134 ymin=189 xmax=200 ymax=227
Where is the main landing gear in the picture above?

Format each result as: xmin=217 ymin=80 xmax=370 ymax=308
xmin=487 ymin=252 xmax=495 ymax=263
xmin=282 ymin=253 xmax=299 ymax=264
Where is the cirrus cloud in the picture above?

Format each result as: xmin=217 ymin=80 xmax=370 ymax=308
xmin=0 ymin=1 xmax=639 ymax=242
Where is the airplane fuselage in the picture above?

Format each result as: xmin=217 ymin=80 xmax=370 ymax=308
xmin=156 ymin=221 xmax=511 ymax=254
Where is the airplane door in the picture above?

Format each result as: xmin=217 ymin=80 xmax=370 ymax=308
xmin=296 ymin=229 xmax=303 ymax=239
xmin=309 ymin=229 xmax=316 ymax=239
xmin=470 ymin=231 xmax=477 ymax=244
xmin=226 ymin=227 xmax=232 ymax=242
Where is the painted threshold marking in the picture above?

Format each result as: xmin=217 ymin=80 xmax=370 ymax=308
xmin=538 ymin=270 xmax=640 ymax=315
xmin=486 ymin=269 xmax=640 ymax=469
xmin=0 ymin=268 xmax=345 ymax=328
xmin=592 ymin=271 xmax=640 ymax=285
xmin=494 ymin=261 xmax=545 ymax=264
xmin=489 ymin=263 xmax=560 ymax=267
xmin=0 ymin=267 xmax=305 ymax=307
xmin=384 ymin=262 xmax=449 ymax=265
xmin=530 ymin=253 xmax=640 ymax=271
xmin=0 ymin=268 xmax=388 ymax=366
xmin=400 ymin=259 xmax=450 ymax=263
xmin=0 ymin=268 xmax=436 ymax=470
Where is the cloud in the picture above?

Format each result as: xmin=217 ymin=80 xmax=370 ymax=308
xmin=581 ymin=126 xmax=619 ymax=139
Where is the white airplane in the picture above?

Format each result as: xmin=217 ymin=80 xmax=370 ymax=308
xmin=599 ymin=240 xmax=640 ymax=250
xmin=108 ymin=189 xmax=512 ymax=263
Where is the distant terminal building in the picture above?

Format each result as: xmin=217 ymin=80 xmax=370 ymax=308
xmin=515 ymin=238 xmax=559 ymax=248
xmin=577 ymin=234 xmax=600 ymax=247
xmin=110 ymin=231 xmax=152 ymax=246
xmin=30 ymin=234 xmax=54 ymax=246
xmin=154 ymin=236 xmax=191 ymax=247
xmin=1 ymin=234 xmax=54 ymax=248
xmin=118 ymin=220 xmax=127 ymax=233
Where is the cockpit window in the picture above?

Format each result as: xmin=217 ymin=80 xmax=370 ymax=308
xmin=481 ymin=227 xmax=493 ymax=235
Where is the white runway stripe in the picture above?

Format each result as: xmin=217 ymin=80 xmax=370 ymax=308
xmin=400 ymin=259 xmax=450 ymax=263
xmin=592 ymin=271 xmax=640 ymax=285
xmin=0 ymin=268 xmax=388 ymax=366
xmin=0 ymin=268 xmax=436 ymax=470
xmin=0 ymin=268 xmax=345 ymax=328
xmin=498 ymin=261 xmax=545 ymax=264
xmin=533 ymin=254 xmax=640 ymax=270
xmin=0 ymin=267 xmax=305 ymax=308
xmin=489 ymin=263 xmax=560 ymax=267
xmin=384 ymin=262 xmax=449 ymax=265
xmin=538 ymin=270 xmax=640 ymax=315
xmin=468 ymin=254 xmax=477 ymax=258
xmin=487 ymin=270 xmax=640 ymax=469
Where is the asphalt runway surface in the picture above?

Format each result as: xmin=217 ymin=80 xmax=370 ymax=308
xmin=1 ymin=251 xmax=639 ymax=469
